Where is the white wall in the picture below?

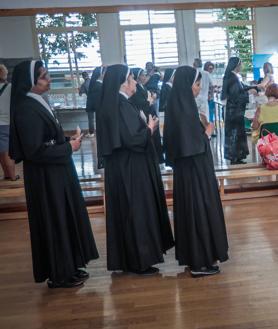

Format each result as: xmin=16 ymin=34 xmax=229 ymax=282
xmin=0 ymin=16 xmax=37 ymax=58
xmin=97 ymin=13 xmax=124 ymax=65
xmin=255 ymin=7 xmax=278 ymax=54
xmin=175 ymin=10 xmax=198 ymax=66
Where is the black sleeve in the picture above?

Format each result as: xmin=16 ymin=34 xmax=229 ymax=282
xmin=119 ymin=101 xmax=151 ymax=152
xmin=229 ymin=80 xmax=249 ymax=107
xmin=86 ymin=84 xmax=102 ymax=112
xmin=15 ymin=108 xmax=72 ymax=164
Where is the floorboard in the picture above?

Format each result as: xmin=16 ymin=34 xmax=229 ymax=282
xmin=1 ymin=198 xmax=278 ymax=328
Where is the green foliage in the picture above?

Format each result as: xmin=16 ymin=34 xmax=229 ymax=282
xmin=36 ymin=13 xmax=98 ymax=68
xmin=217 ymin=8 xmax=253 ymax=74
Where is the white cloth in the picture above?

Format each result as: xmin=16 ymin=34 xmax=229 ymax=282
xmin=119 ymin=91 xmax=129 ymax=99
xmin=27 ymin=92 xmax=56 ymax=119
xmin=195 ymin=70 xmax=212 ymax=120
xmin=0 ymin=83 xmax=11 ymax=125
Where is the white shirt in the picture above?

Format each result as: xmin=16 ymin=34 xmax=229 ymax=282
xmin=0 ymin=83 xmax=11 ymax=125
xmin=196 ymin=70 xmax=212 ymax=120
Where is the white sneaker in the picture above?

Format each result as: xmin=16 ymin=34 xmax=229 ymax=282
xmin=85 ymin=133 xmax=95 ymax=138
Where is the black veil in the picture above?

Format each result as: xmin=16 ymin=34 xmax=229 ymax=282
xmin=131 ymin=67 xmax=144 ymax=81
xmin=9 ymin=60 xmax=43 ymax=163
xmin=96 ymin=64 xmax=130 ymax=158
xmin=86 ymin=66 xmax=106 ymax=112
xmin=92 ymin=66 xmax=107 ymax=87
xmin=221 ymin=57 xmax=241 ymax=100
xmin=163 ymin=65 xmax=205 ymax=166
xmin=162 ymin=68 xmax=175 ymax=84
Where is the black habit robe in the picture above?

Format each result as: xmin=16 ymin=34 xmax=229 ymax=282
xmin=103 ymin=94 xmax=174 ymax=271
xmin=223 ymin=73 xmax=249 ymax=161
xmin=221 ymin=57 xmax=250 ymax=162
xmin=164 ymin=66 xmax=228 ymax=270
xmin=13 ymin=96 xmax=99 ymax=282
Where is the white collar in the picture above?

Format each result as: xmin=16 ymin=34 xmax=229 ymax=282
xmin=119 ymin=91 xmax=129 ymax=99
xmin=30 ymin=60 xmax=36 ymax=87
xmin=166 ymin=82 xmax=173 ymax=87
xmin=27 ymin=92 xmax=56 ymax=120
xmin=96 ymin=79 xmax=103 ymax=83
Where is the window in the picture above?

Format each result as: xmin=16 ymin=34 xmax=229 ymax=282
xmin=195 ymin=8 xmax=255 ymax=82
xmin=36 ymin=13 xmax=101 ymax=107
xmin=119 ymin=10 xmax=178 ymax=68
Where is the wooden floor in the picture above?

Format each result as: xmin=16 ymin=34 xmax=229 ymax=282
xmin=1 ymin=133 xmax=277 ymax=328
xmin=1 ymin=197 xmax=278 ymax=329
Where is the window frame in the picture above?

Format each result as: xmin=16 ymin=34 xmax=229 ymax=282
xmin=35 ymin=13 xmax=101 ymax=108
xmin=195 ymin=8 xmax=256 ymax=80
xmin=119 ymin=10 xmax=179 ymax=69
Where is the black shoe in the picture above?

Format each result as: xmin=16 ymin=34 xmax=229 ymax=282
xmin=74 ymin=269 xmax=89 ymax=280
xmin=128 ymin=266 xmax=159 ymax=276
xmin=190 ymin=266 xmax=220 ymax=278
xmin=231 ymin=159 xmax=247 ymax=165
xmin=47 ymin=276 xmax=85 ymax=289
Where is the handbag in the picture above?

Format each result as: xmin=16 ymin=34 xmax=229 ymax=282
xmin=257 ymin=129 xmax=278 ymax=169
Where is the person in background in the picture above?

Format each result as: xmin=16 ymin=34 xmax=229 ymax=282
xmin=221 ymin=57 xmax=257 ymax=165
xmin=0 ymin=64 xmax=19 ymax=180
xmin=97 ymin=64 xmax=174 ymax=275
xmin=163 ymin=65 xmax=228 ymax=277
xmin=204 ymin=61 xmax=216 ymax=124
xmin=9 ymin=60 xmax=99 ymax=288
xmin=85 ymin=66 xmax=106 ymax=138
xmin=258 ymin=62 xmax=274 ymax=90
xmin=130 ymin=67 xmax=164 ymax=164
xmin=252 ymin=83 xmax=278 ymax=142
xmin=145 ymin=62 xmax=154 ymax=76
xmin=79 ymin=71 xmax=90 ymax=96
xmin=130 ymin=67 xmax=155 ymax=118
xmin=193 ymin=58 xmax=212 ymax=128
xmin=159 ymin=68 xmax=175 ymax=113
xmin=144 ymin=63 xmax=161 ymax=98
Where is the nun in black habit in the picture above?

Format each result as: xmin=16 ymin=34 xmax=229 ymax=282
xmin=159 ymin=68 xmax=175 ymax=113
xmin=163 ymin=65 xmax=228 ymax=277
xmin=221 ymin=57 xmax=252 ymax=164
xmin=97 ymin=64 xmax=174 ymax=275
xmin=130 ymin=68 xmax=164 ymax=163
xmin=85 ymin=66 xmax=106 ymax=136
xmin=9 ymin=60 xmax=99 ymax=288
xmin=130 ymin=68 xmax=156 ymax=117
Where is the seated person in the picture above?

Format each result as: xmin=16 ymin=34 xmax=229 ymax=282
xmin=257 ymin=62 xmax=274 ymax=91
xmin=252 ymin=83 xmax=278 ymax=142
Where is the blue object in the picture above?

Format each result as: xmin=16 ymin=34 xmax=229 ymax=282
xmin=252 ymin=54 xmax=272 ymax=81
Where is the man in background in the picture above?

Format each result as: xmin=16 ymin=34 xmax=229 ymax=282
xmin=79 ymin=71 xmax=90 ymax=96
